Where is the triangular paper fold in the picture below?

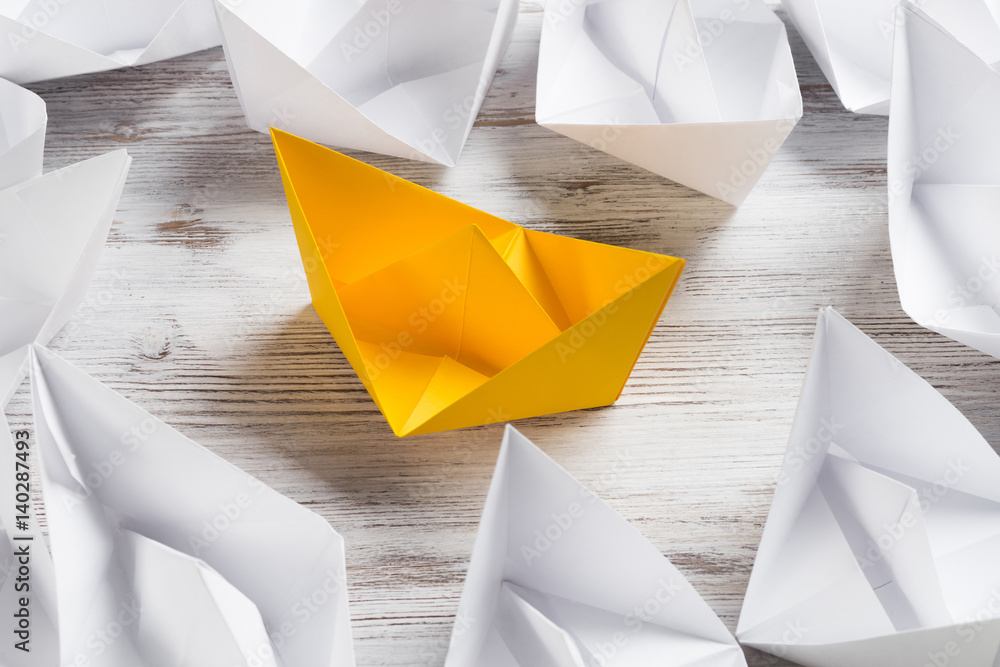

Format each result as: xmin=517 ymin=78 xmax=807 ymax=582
xmin=29 ymin=345 xmax=355 ymax=667
xmin=0 ymin=77 xmax=46 ymax=190
xmin=536 ymin=0 xmax=802 ymax=205
xmin=783 ymin=0 xmax=1000 ymax=114
xmin=0 ymin=150 xmax=131 ymax=407
xmin=444 ymin=425 xmax=747 ymax=667
xmin=271 ymin=128 xmax=685 ymax=436
xmin=738 ymin=307 xmax=1000 ymax=666
xmin=0 ymin=0 xmax=221 ymax=83
xmin=215 ymin=0 xmax=518 ymax=166
xmin=888 ymin=1 xmax=1000 ymax=360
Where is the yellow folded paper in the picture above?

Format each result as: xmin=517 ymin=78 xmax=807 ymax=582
xmin=271 ymin=128 xmax=685 ymax=436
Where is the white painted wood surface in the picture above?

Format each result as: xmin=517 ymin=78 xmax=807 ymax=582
xmin=7 ymin=3 xmax=1000 ymax=665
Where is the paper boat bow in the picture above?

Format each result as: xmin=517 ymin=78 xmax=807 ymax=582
xmin=536 ymin=0 xmax=802 ymax=205
xmin=445 ymin=425 xmax=747 ymax=667
xmin=0 ymin=78 xmax=46 ymax=190
xmin=888 ymin=1 xmax=1000 ymax=360
xmin=738 ymin=308 xmax=1000 ymax=667
xmin=271 ymin=128 xmax=685 ymax=436
xmin=0 ymin=0 xmax=221 ymax=84
xmin=782 ymin=0 xmax=999 ymax=115
xmin=28 ymin=346 xmax=355 ymax=667
xmin=0 ymin=150 xmax=131 ymax=407
xmin=216 ymin=0 xmax=518 ymax=166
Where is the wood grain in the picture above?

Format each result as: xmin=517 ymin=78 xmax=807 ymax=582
xmin=7 ymin=3 xmax=1000 ymax=666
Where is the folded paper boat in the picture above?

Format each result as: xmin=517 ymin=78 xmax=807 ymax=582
xmin=782 ymin=0 xmax=1000 ymax=115
xmin=888 ymin=0 xmax=1000 ymax=359
xmin=0 ymin=0 xmax=221 ymax=84
xmin=738 ymin=308 xmax=1000 ymax=667
xmin=28 ymin=345 xmax=355 ymax=666
xmin=536 ymin=0 xmax=802 ymax=206
xmin=215 ymin=0 xmax=518 ymax=166
xmin=445 ymin=425 xmax=747 ymax=667
xmin=271 ymin=128 xmax=685 ymax=436
xmin=0 ymin=150 xmax=131 ymax=407
xmin=0 ymin=77 xmax=46 ymax=190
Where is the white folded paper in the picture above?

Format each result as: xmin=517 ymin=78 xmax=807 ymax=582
xmin=782 ymin=0 xmax=1000 ymax=115
xmin=0 ymin=411 xmax=57 ymax=666
xmin=0 ymin=150 xmax=130 ymax=407
xmin=0 ymin=77 xmax=45 ymax=189
xmin=738 ymin=307 xmax=1000 ymax=667
xmin=214 ymin=0 xmax=518 ymax=166
xmin=29 ymin=345 xmax=356 ymax=667
xmin=0 ymin=0 xmax=221 ymax=84
xmin=445 ymin=425 xmax=747 ymax=667
xmin=535 ymin=0 xmax=802 ymax=206
xmin=888 ymin=1 xmax=1000 ymax=360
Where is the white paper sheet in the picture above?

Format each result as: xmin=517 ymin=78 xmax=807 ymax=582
xmin=0 ymin=0 xmax=221 ymax=84
xmin=782 ymin=0 xmax=1000 ymax=115
xmin=738 ymin=307 xmax=1000 ymax=667
xmin=0 ymin=77 xmax=45 ymax=190
xmin=535 ymin=0 xmax=802 ymax=206
xmin=28 ymin=345 xmax=356 ymax=666
xmin=0 ymin=150 xmax=130 ymax=407
xmin=214 ymin=0 xmax=518 ymax=166
xmin=888 ymin=0 xmax=1000 ymax=360
xmin=445 ymin=424 xmax=747 ymax=667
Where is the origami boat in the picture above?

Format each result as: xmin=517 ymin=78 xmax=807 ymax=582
xmin=446 ymin=425 xmax=747 ymax=667
xmin=271 ymin=128 xmax=685 ymax=436
xmin=0 ymin=150 xmax=131 ymax=407
xmin=536 ymin=0 xmax=802 ymax=206
xmin=783 ymin=0 xmax=999 ymax=115
xmin=739 ymin=308 xmax=1000 ymax=667
xmin=0 ymin=0 xmax=221 ymax=83
xmin=216 ymin=0 xmax=518 ymax=166
xmin=888 ymin=0 xmax=1000 ymax=359
xmin=0 ymin=77 xmax=46 ymax=189
xmin=29 ymin=346 xmax=355 ymax=666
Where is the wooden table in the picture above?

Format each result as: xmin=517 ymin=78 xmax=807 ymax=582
xmin=8 ymin=3 xmax=1000 ymax=665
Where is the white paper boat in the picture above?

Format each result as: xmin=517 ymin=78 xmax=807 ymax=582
xmin=445 ymin=424 xmax=747 ymax=667
xmin=888 ymin=0 xmax=1000 ymax=360
xmin=0 ymin=0 xmax=221 ymax=84
xmin=738 ymin=308 xmax=1000 ymax=667
xmin=29 ymin=345 xmax=356 ymax=666
xmin=535 ymin=0 xmax=802 ymax=206
xmin=0 ymin=77 xmax=45 ymax=189
xmin=214 ymin=0 xmax=518 ymax=166
xmin=0 ymin=150 xmax=130 ymax=407
xmin=782 ymin=0 xmax=1000 ymax=115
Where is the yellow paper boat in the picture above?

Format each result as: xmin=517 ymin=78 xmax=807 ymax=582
xmin=271 ymin=128 xmax=685 ymax=436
